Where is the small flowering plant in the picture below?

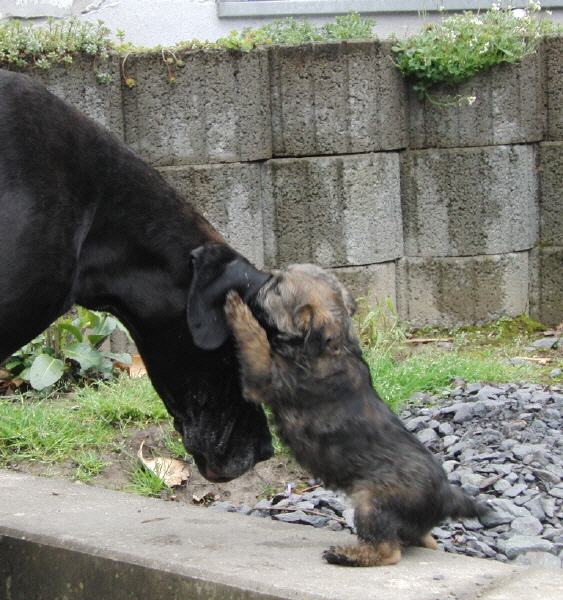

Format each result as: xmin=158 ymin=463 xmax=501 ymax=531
xmin=392 ymin=1 xmax=560 ymax=101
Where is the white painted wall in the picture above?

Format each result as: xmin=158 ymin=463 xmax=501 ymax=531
xmin=1 ymin=0 xmax=562 ymax=45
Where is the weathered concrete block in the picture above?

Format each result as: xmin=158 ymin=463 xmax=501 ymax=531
xmin=31 ymin=56 xmax=123 ymax=137
xmin=408 ymin=52 xmax=545 ymax=149
xmin=123 ymin=49 xmax=271 ymax=165
xmin=159 ymin=163 xmax=264 ymax=267
xmin=397 ymin=252 xmax=529 ymax=327
xmin=329 ymin=262 xmax=397 ymax=309
xmin=545 ymin=36 xmax=563 ymax=141
xmin=530 ymin=246 xmax=563 ymax=326
xmin=539 ymin=142 xmax=563 ymax=245
xmin=270 ymin=41 xmax=407 ymax=157
xmin=262 ymin=153 xmax=403 ymax=269
xmin=402 ymin=145 xmax=539 ymax=257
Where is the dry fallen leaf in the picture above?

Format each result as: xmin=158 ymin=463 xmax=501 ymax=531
xmin=513 ymin=356 xmax=552 ymax=365
xmin=129 ymin=355 xmax=147 ymax=378
xmin=114 ymin=354 xmax=147 ymax=378
xmin=192 ymin=491 xmax=220 ymax=505
xmin=137 ymin=441 xmax=190 ymax=487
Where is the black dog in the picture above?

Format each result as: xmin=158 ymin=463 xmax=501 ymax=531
xmin=224 ymin=265 xmax=486 ymax=566
xmin=0 ymin=70 xmax=274 ymax=482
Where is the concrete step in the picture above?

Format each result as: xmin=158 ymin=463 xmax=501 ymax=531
xmin=0 ymin=470 xmax=562 ymax=600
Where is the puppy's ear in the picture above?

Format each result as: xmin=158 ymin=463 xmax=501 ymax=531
xmin=187 ymin=243 xmax=270 ymax=350
xmin=293 ymin=304 xmax=314 ymax=334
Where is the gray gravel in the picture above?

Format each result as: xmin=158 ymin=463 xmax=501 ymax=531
xmin=211 ymin=381 xmax=563 ymax=568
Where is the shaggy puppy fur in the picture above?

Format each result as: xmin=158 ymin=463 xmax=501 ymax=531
xmin=225 ymin=264 xmax=486 ymax=567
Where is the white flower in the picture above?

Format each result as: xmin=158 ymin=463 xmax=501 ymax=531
xmin=512 ymin=8 xmax=528 ymax=19
xmin=492 ymin=2 xmax=501 ymax=11
xmin=467 ymin=96 xmax=477 ymax=105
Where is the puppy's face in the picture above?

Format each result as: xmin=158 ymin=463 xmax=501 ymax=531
xmin=254 ymin=264 xmax=360 ymax=359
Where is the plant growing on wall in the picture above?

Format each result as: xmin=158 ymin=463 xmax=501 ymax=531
xmin=0 ymin=18 xmax=113 ymax=83
xmin=392 ymin=1 xmax=560 ymax=102
xmin=1 ymin=309 xmax=131 ymax=392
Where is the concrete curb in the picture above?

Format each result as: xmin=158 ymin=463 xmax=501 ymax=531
xmin=1 ymin=471 xmax=562 ymax=600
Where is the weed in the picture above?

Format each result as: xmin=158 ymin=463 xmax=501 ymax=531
xmin=392 ymin=2 xmax=560 ymax=101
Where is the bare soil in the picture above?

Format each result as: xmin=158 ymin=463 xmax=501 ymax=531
xmin=6 ymin=423 xmax=310 ymax=507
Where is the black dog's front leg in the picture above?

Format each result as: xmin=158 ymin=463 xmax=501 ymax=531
xmin=224 ymin=291 xmax=273 ymax=405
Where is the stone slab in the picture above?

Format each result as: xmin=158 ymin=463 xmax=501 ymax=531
xmin=31 ymin=55 xmax=124 ymax=138
xmin=329 ymin=262 xmax=397 ymax=310
xmin=408 ymin=52 xmax=545 ymax=149
xmin=2 ymin=471 xmax=562 ymax=600
xmin=262 ymin=153 xmax=403 ymax=269
xmin=160 ymin=163 xmax=264 ymax=267
xmin=122 ymin=49 xmax=271 ymax=165
xmin=397 ymin=252 xmax=530 ymax=327
xmin=530 ymin=246 xmax=563 ymax=326
xmin=401 ymin=145 xmax=539 ymax=257
xmin=545 ymin=36 xmax=563 ymax=141
xmin=270 ymin=41 xmax=407 ymax=157
xmin=539 ymin=142 xmax=563 ymax=245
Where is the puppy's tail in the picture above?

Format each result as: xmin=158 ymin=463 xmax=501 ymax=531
xmin=442 ymin=485 xmax=489 ymax=522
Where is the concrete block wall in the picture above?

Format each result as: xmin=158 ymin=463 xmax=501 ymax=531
xmin=24 ymin=38 xmax=563 ymax=329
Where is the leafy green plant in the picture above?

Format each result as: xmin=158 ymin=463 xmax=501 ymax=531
xmin=2 ymin=308 xmax=131 ymax=391
xmin=392 ymin=2 xmax=560 ymax=101
xmin=0 ymin=17 xmax=113 ymax=81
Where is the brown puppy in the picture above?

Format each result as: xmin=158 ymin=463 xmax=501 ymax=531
xmin=225 ymin=264 xmax=486 ymax=567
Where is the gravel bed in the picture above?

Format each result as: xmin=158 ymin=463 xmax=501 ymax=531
xmin=211 ymin=381 xmax=563 ymax=568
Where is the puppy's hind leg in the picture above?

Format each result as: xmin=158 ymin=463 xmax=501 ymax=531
xmin=323 ymin=492 xmax=401 ymax=567
xmin=418 ymin=532 xmax=438 ymax=550
xmin=224 ymin=291 xmax=273 ymax=405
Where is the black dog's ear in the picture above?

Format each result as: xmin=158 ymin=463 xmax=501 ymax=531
xmin=187 ymin=243 xmax=271 ymax=350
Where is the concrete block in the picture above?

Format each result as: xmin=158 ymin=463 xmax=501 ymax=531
xmin=123 ymin=49 xmax=271 ymax=166
xmin=262 ymin=153 xmax=403 ymax=268
xmin=539 ymin=142 xmax=563 ymax=245
xmin=329 ymin=262 xmax=397 ymax=310
xmin=270 ymin=41 xmax=407 ymax=157
xmin=530 ymin=246 xmax=563 ymax=326
xmin=402 ymin=145 xmax=539 ymax=257
xmin=397 ymin=252 xmax=530 ymax=327
xmin=159 ymin=163 xmax=264 ymax=267
xmin=32 ymin=55 xmax=123 ymax=138
xmin=408 ymin=52 xmax=545 ymax=149
xmin=4 ymin=470 xmax=560 ymax=600
xmin=545 ymin=36 xmax=563 ymax=141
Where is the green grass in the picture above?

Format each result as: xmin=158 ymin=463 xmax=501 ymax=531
xmin=76 ymin=377 xmax=169 ymax=430
xmin=127 ymin=463 xmax=170 ymax=497
xmin=0 ymin=396 xmax=112 ymax=463
xmin=366 ymin=348 xmax=536 ymax=411
xmin=0 ymin=376 xmax=170 ymax=467
xmin=74 ymin=450 xmax=109 ymax=482
xmin=356 ymin=301 xmax=552 ymax=411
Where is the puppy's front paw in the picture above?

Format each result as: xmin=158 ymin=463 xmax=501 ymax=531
xmin=224 ymin=290 xmax=245 ymax=323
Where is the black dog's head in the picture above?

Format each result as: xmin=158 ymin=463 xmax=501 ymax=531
xmin=184 ymin=243 xmax=273 ymax=481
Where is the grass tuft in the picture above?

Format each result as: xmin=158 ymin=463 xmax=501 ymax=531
xmin=75 ymin=377 xmax=169 ymax=429
xmin=127 ymin=463 xmax=170 ymax=497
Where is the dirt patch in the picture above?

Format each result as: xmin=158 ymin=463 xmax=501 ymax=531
xmin=5 ymin=423 xmax=310 ymax=507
